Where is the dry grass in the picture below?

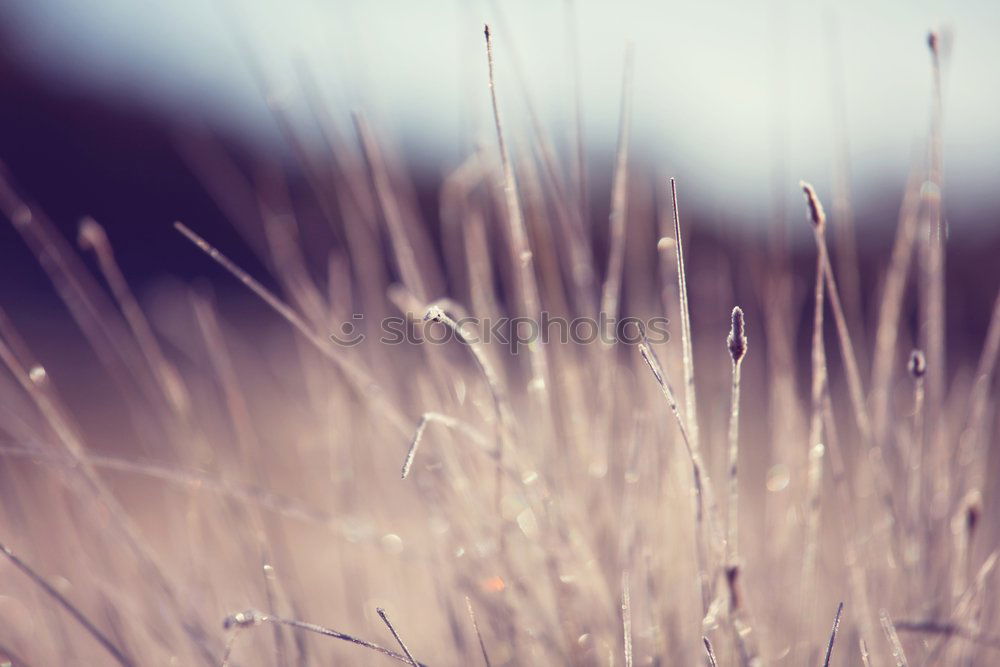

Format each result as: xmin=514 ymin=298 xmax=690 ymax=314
xmin=0 ymin=23 xmax=996 ymax=667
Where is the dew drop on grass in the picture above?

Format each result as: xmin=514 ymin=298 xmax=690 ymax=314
xmin=766 ymin=464 xmax=790 ymax=492
xmin=28 ymin=365 xmax=47 ymax=384
xmin=516 ymin=508 xmax=538 ymax=538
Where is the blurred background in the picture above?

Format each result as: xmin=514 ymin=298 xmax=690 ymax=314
xmin=2 ymin=0 xmax=999 ymax=234
xmin=1 ymin=0 xmax=999 ymax=358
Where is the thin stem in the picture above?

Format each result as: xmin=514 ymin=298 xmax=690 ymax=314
xmin=174 ymin=221 xmax=410 ymax=435
xmin=922 ymin=30 xmax=946 ymax=456
xmin=823 ymin=602 xmax=845 ymax=667
xmin=622 ymin=571 xmax=633 ymax=667
xmin=78 ymin=217 xmax=189 ymax=417
xmin=638 ymin=340 xmax=721 ymax=616
xmin=802 ymin=183 xmax=899 ymax=555
xmin=465 ymin=597 xmax=492 ymax=667
xmin=376 ymin=608 xmax=419 ymax=667
xmin=223 ymin=610 xmax=426 ymax=666
xmin=670 ymin=178 xmax=700 ymax=452
xmin=726 ymin=307 xmax=747 ymax=567
xmin=879 ymin=609 xmax=908 ymax=667
xmin=482 ymin=24 xmax=549 ymax=398
xmin=0 ymin=542 xmax=133 ymax=667
xmin=870 ymin=160 xmax=924 ymax=442
xmin=803 ymin=236 xmax=827 ymax=575
xmin=401 ymin=412 xmax=489 ymax=479
xmin=703 ymin=637 xmax=719 ymax=667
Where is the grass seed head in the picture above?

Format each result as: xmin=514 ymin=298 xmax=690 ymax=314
xmin=727 ymin=306 xmax=747 ymax=364
xmin=800 ymin=181 xmax=826 ymax=229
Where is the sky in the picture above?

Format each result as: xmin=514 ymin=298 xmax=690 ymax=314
xmin=3 ymin=0 xmax=999 ymax=230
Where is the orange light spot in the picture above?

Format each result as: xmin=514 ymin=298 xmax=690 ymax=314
xmin=481 ymin=576 xmax=505 ymax=593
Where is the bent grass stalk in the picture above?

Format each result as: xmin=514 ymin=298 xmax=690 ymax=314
xmin=222 ymin=610 xmax=426 ymax=665
xmin=422 ymin=302 xmax=523 ymax=641
xmin=638 ymin=340 xmax=721 ymax=618
xmin=800 ymin=182 xmax=872 ymax=442
xmin=423 ymin=305 xmax=514 ymax=470
xmin=174 ymin=221 xmax=411 ymax=435
xmin=801 ymin=182 xmax=900 ymax=555
xmin=401 ymin=412 xmax=490 ymax=480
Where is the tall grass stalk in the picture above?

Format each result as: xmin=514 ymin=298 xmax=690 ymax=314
xmin=802 ymin=190 xmax=828 ymax=596
xmin=483 ymin=25 xmax=550 ymax=398
xmin=725 ymin=306 xmax=747 ymax=569
xmin=822 ymin=602 xmax=845 ymax=667
xmin=669 ymin=178 xmax=701 ymax=453
xmin=802 ymin=182 xmax=900 ymax=558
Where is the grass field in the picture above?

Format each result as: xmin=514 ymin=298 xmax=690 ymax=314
xmin=0 ymin=22 xmax=997 ymax=667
